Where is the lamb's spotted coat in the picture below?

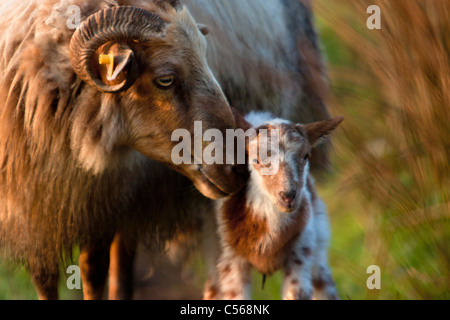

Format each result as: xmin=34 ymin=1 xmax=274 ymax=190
xmin=203 ymin=112 xmax=342 ymax=300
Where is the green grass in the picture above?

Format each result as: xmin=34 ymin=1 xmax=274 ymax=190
xmin=0 ymin=261 xmax=37 ymax=300
xmin=0 ymin=254 xmax=83 ymax=300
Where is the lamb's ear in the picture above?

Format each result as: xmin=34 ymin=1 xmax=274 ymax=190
xmin=300 ymin=116 xmax=344 ymax=147
xmin=231 ymin=107 xmax=252 ymax=132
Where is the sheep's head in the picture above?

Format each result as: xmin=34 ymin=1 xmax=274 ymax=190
xmin=69 ymin=3 xmax=245 ymax=199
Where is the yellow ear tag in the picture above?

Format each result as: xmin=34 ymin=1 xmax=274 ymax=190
xmin=99 ymin=53 xmax=115 ymax=80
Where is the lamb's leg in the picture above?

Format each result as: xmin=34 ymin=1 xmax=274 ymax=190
xmin=79 ymin=238 xmax=113 ymax=300
xmin=311 ymin=219 xmax=338 ymax=300
xmin=312 ymin=262 xmax=338 ymax=300
xmin=282 ymin=222 xmax=315 ymax=300
xmin=217 ymin=250 xmax=252 ymax=300
xmin=108 ymin=233 xmax=136 ymax=300
xmin=311 ymin=225 xmax=338 ymax=300
xmin=311 ymin=200 xmax=339 ymax=300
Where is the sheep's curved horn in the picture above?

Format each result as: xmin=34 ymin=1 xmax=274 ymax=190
xmin=70 ymin=6 xmax=166 ymax=93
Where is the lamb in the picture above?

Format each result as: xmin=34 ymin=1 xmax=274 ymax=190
xmin=203 ymin=112 xmax=343 ymax=300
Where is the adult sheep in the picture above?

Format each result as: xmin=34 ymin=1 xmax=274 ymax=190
xmin=0 ymin=0 xmax=332 ymax=300
xmin=0 ymin=0 xmax=247 ymax=300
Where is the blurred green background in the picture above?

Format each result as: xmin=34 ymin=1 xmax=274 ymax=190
xmin=0 ymin=0 xmax=448 ymax=300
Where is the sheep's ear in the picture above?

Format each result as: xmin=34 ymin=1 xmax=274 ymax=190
xmin=95 ymin=42 xmax=138 ymax=90
xmin=299 ymin=116 xmax=344 ymax=147
xmin=197 ymin=24 xmax=210 ymax=35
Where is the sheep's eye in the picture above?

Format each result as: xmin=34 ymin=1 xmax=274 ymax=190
xmin=155 ymin=76 xmax=175 ymax=88
xmin=303 ymin=154 xmax=310 ymax=163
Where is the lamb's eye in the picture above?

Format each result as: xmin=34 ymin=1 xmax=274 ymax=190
xmin=155 ymin=76 xmax=175 ymax=88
